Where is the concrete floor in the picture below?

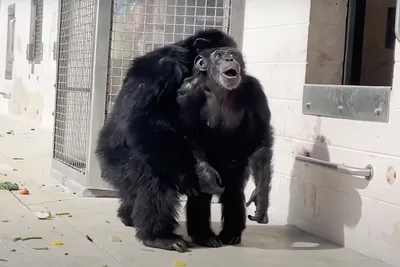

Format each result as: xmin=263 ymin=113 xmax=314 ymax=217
xmin=0 ymin=114 xmax=395 ymax=267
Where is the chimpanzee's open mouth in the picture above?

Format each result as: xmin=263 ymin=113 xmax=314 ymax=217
xmin=223 ymin=68 xmax=238 ymax=78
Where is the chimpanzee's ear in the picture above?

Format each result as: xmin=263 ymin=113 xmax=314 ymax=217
xmin=194 ymin=55 xmax=207 ymax=71
xmin=193 ymin=38 xmax=210 ymax=52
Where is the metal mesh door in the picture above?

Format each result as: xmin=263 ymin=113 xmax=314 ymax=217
xmin=33 ymin=0 xmax=44 ymax=60
xmin=53 ymin=0 xmax=96 ymax=174
xmin=105 ymin=0 xmax=232 ymax=114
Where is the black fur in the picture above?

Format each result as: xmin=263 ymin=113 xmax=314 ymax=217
xmin=176 ymin=47 xmax=274 ymax=247
xmin=95 ymin=29 xmax=236 ymax=252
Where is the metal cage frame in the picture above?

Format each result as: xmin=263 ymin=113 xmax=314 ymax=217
xmin=51 ymin=0 xmax=245 ymax=197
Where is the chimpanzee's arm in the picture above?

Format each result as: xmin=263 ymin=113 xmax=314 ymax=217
xmin=177 ymin=79 xmax=224 ymax=196
xmin=247 ymin=128 xmax=274 ymax=224
xmin=242 ymin=75 xmax=274 ymax=224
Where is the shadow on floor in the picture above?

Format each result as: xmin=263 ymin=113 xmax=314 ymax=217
xmin=175 ymin=221 xmax=339 ymax=251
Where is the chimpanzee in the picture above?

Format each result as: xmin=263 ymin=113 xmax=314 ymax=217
xmin=95 ymin=29 xmax=239 ymax=253
xmin=176 ymin=47 xmax=274 ymax=247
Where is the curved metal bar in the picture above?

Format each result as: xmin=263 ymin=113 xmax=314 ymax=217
xmin=295 ymin=155 xmax=373 ymax=181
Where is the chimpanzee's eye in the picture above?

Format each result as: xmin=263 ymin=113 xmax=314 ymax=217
xmin=214 ymin=51 xmax=222 ymax=59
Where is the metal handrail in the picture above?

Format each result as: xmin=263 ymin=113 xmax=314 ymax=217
xmin=295 ymin=155 xmax=373 ymax=181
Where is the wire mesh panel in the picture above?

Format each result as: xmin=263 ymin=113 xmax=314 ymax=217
xmin=53 ymin=0 xmax=96 ymax=174
xmin=33 ymin=0 xmax=44 ymax=60
xmin=105 ymin=0 xmax=232 ymax=114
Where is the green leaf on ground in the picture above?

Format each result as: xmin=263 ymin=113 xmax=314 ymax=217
xmin=0 ymin=181 xmax=19 ymax=190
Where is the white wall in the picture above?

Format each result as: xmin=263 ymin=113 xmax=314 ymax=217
xmin=0 ymin=0 xmax=58 ymax=128
xmin=242 ymin=0 xmax=400 ymax=266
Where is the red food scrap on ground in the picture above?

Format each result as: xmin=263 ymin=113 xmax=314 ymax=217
xmin=20 ymin=188 xmax=29 ymax=195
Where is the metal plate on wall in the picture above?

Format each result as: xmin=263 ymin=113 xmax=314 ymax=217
xmin=303 ymin=84 xmax=391 ymax=123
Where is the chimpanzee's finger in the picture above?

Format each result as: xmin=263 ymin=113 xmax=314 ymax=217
xmin=246 ymin=194 xmax=257 ymax=207
xmin=247 ymin=214 xmax=258 ymax=221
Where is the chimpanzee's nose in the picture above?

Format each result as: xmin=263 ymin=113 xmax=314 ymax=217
xmin=224 ymin=57 xmax=233 ymax=61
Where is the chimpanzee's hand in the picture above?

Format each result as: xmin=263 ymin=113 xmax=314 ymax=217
xmin=246 ymin=188 xmax=269 ymax=224
xmin=180 ymin=183 xmax=199 ymax=197
xmin=196 ymin=159 xmax=224 ymax=195
xmin=177 ymin=173 xmax=200 ymax=197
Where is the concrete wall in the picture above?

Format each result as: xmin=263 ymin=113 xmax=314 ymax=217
xmin=0 ymin=0 xmax=58 ymax=128
xmin=242 ymin=0 xmax=400 ymax=266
